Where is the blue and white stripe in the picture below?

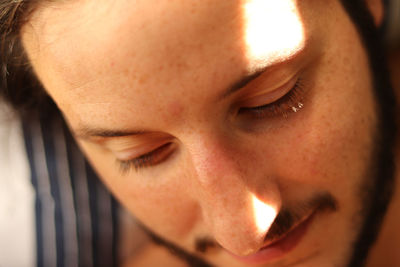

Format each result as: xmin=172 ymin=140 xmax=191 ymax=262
xmin=20 ymin=113 xmax=119 ymax=267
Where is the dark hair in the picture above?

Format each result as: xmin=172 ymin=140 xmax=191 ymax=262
xmin=0 ymin=0 xmax=56 ymax=116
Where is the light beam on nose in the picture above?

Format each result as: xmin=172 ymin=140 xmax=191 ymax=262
xmin=251 ymin=195 xmax=278 ymax=234
xmin=243 ymin=0 xmax=305 ymax=69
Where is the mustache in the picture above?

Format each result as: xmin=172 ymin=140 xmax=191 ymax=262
xmin=195 ymin=192 xmax=338 ymax=253
xmin=265 ymin=193 xmax=338 ymax=242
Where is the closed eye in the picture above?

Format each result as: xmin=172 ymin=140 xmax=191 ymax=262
xmin=116 ymin=142 xmax=175 ymax=174
xmin=238 ymin=78 xmax=305 ymax=118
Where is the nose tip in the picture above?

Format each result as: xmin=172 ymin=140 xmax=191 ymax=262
xmin=202 ymin=193 xmax=280 ymax=257
xmin=251 ymin=195 xmax=278 ymax=236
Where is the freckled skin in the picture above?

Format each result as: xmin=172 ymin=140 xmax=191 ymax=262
xmin=164 ymin=102 xmax=184 ymax=122
xmin=21 ymin=0 xmax=399 ymax=266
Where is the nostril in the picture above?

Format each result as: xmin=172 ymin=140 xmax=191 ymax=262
xmin=195 ymin=237 xmax=219 ymax=253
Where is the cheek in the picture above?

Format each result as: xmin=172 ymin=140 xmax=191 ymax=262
xmin=119 ymin=181 xmax=200 ymax=240
xmin=277 ymin=113 xmax=374 ymax=187
xmin=266 ymin=64 xmax=376 ymax=196
xmin=78 ymin=145 xmax=201 ymax=241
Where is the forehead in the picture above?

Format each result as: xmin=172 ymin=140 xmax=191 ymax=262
xmin=22 ymin=0 xmax=324 ymax=129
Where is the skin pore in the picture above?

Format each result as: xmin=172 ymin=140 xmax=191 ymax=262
xmin=21 ymin=0 xmax=398 ymax=266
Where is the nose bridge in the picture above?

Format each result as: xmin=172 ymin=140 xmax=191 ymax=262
xmin=189 ymin=135 xmax=241 ymax=188
xmin=187 ymin=135 xmax=281 ymax=255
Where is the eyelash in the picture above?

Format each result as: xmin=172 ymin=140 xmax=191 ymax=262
xmin=238 ymin=79 xmax=305 ymax=118
xmin=116 ymin=143 xmax=173 ymax=174
xmin=116 ymin=79 xmax=306 ymax=173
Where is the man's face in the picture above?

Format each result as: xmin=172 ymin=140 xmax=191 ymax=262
xmin=23 ymin=0 xmax=382 ymax=266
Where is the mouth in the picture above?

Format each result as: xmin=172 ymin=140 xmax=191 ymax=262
xmin=228 ymin=211 xmax=316 ymax=265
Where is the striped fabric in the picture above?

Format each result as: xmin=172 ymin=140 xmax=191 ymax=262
xmin=21 ymin=113 xmax=119 ymax=267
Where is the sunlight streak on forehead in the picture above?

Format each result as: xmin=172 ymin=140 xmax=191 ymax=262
xmin=243 ymin=0 xmax=305 ymax=71
xmin=251 ymin=195 xmax=278 ymax=234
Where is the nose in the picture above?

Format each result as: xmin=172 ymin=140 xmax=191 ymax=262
xmin=187 ymin=137 xmax=281 ymax=256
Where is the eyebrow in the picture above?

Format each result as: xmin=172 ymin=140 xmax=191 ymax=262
xmin=74 ymin=127 xmax=146 ymax=139
xmin=221 ymin=69 xmax=266 ymax=99
xmin=75 ymin=49 xmax=306 ymax=139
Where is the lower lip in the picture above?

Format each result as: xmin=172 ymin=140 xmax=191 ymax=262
xmin=228 ymin=213 xmax=315 ymax=265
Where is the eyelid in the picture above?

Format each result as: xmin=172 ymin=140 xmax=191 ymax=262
xmin=117 ymin=142 xmax=176 ymax=173
xmin=239 ymin=75 xmax=298 ymax=108
xmin=103 ymin=132 xmax=171 ymax=148
xmin=237 ymin=76 xmax=306 ymax=120
xmin=112 ymin=138 xmax=172 ymax=161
